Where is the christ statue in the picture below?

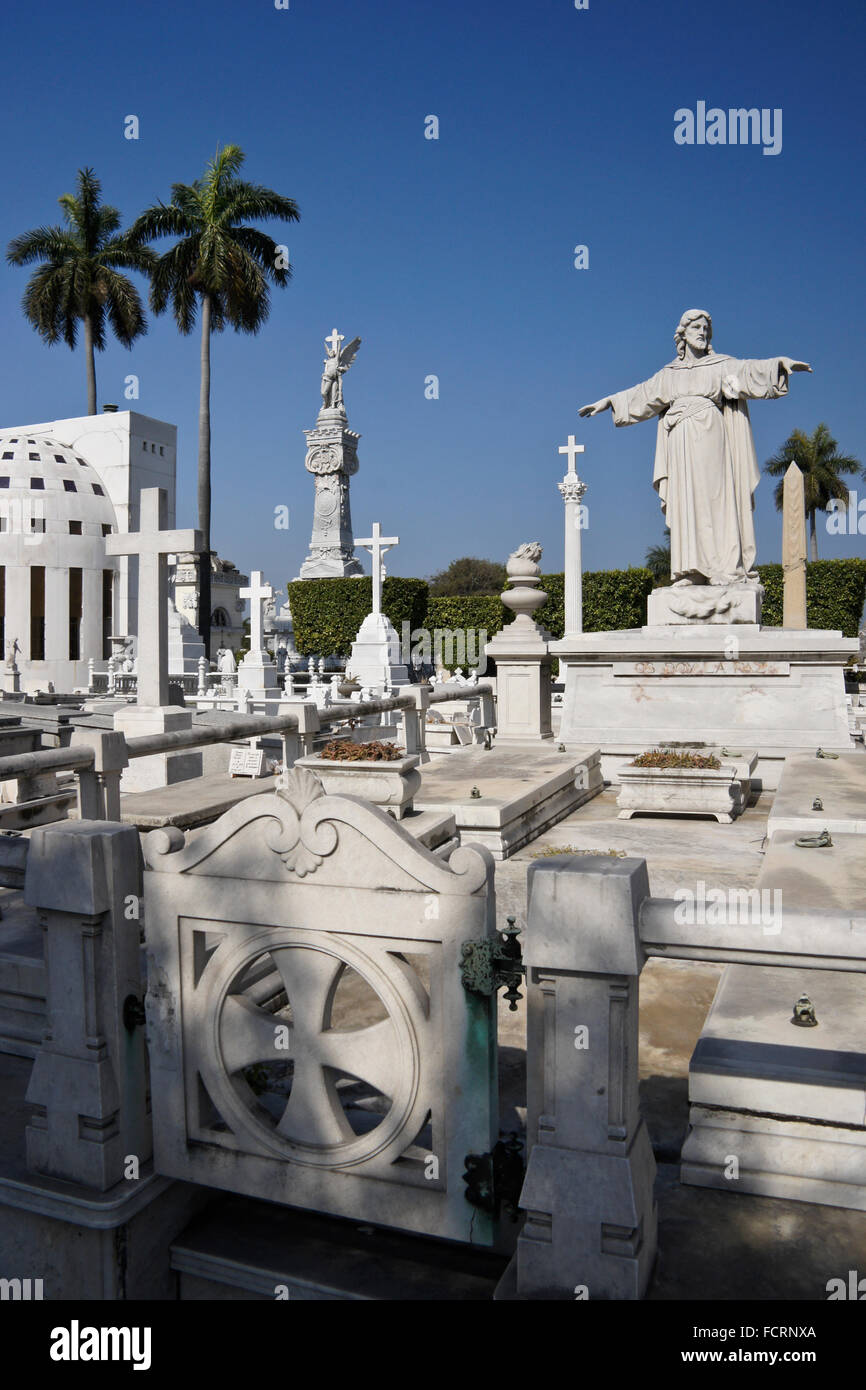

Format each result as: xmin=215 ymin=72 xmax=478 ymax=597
xmin=579 ymin=310 xmax=811 ymax=586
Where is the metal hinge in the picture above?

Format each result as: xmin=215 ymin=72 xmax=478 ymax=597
xmin=460 ymin=916 xmax=525 ymax=1011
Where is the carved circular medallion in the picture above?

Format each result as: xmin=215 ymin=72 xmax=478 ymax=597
xmin=198 ymin=927 xmax=426 ymax=1169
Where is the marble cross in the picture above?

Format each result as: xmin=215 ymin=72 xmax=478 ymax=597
xmin=105 ymin=488 xmax=201 ymax=707
xmin=240 ymin=570 xmax=274 ymax=655
xmin=355 ymin=522 xmax=399 ymax=616
xmin=325 ymin=327 xmax=344 ymax=358
xmin=558 ymin=433 xmax=585 ymax=477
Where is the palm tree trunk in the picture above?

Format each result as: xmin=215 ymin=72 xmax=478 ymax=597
xmin=83 ymin=313 xmax=97 ymax=415
xmin=809 ymin=506 xmax=818 ymax=561
xmin=197 ymin=293 xmax=212 ymax=659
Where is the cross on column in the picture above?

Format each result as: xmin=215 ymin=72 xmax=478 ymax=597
xmin=556 ymin=435 xmax=588 ymax=639
xmin=354 ymin=522 xmax=399 ymax=616
xmin=558 ymin=434 xmax=585 ymax=476
xmin=105 ymin=488 xmax=202 ymax=707
xmin=325 ymin=327 xmax=344 ymax=358
xmin=239 ymin=571 xmax=274 ymax=655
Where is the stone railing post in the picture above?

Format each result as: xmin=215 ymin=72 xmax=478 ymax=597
xmin=70 ymin=730 xmax=129 ymax=821
xmin=400 ymin=685 xmax=430 ymax=761
xmin=506 ymin=855 xmax=657 ymax=1300
xmin=278 ymin=700 xmax=319 ymax=770
xmin=23 ymin=821 xmax=151 ymax=1191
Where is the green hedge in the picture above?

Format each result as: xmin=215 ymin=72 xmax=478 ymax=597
xmin=288 ymin=561 xmax=865 ymax=661
xmin=425 ymin=595 xmax=512 ymax=642
xmin=425 ymin=568 xmax=655 ymax=658
xmin=288 ymin=576 xmax=428 ymax=657
xmin=756 ymin=559 xmax=866 ymax=638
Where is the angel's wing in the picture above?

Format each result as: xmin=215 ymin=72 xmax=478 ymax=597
xmin=339 ymin=336 xmax=362 ymax=370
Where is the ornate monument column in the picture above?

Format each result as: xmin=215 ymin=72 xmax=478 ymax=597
xmin=557 ymin=434 xmax=588 ymax=638
xmin=298 ymin=329 xmax=365 ymax=580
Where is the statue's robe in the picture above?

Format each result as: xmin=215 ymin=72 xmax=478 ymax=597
xmin=608 ymin=352 xmax=791 ymax=583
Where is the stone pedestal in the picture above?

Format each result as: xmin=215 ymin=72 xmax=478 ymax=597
xmin=347 ymin=612 xmax=410 ymax=690
xmin=485 ymin=628 xmax=552 ymax=745
xmin=486 ymin=544 xmax=553 ymax=745
xmin=555 ymin=624 xmax=857 ymax=788
xmin=168 ymin=599 xmax=206 ymax=676
xmin=114 ymin=705 xmax=202 ymax=792
xmin=298 ymin=408 xmax=364 ymax=579
xmin=647 ymin=580 xmax=763 ymax=626
xmin=236 ymin=649 xmax=281 ymax=705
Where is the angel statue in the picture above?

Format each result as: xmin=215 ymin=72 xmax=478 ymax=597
xmin=320 ymin=329 xmax=362 ymax=411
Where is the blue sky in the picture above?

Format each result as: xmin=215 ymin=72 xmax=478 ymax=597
xmin=1 ymin=0 xmax=864 ymax=596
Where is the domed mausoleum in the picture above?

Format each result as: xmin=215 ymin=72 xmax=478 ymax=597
xmin=0 ymin=432 xmax=118 ymax=691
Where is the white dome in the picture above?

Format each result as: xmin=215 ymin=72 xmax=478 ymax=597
xmin=0 ymin=432 xmax=118 ymax=534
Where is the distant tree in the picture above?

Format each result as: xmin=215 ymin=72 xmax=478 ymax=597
xmin=645 ymin=540 xmax=671 ymax=583
xmin=6 ymin=168 xmax=155 ymax=415
xmin=132 ymin=144 xmax=300 ymax=654
xmin=428 ymin=557 xmax=507 ymax=596
xmin=764 ymin=424 xmax=863 ymax=560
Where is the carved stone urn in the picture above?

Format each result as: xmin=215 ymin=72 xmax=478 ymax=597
xmin=502 ymin=542 xmax=547 ymax=628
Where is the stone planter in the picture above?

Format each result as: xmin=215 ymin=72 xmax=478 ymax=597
xmin=616 ymin=762 xmax=744 ymax=823
xmin=295 ymin=752 xmax=422 ymax=819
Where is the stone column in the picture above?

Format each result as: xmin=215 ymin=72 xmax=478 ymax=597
xmin=500 ymin=856 xmax=657 ymax=1300
xmin=782 ymin=461 xmax=808 ymax=630
xmin=484 ymin=544 xmax=552 ymax=744
xmin=298 ymin=408 xmax=364 ymax=579
xmin=24 ymin=821 xmax=151 ymax=1191
xmin=559 ymin=470 xmax=587 ymax=638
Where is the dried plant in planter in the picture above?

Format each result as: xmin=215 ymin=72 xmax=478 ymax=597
xmin=631 ymin=748 xmax=721 ymax=770
xmin=319 ymin=739 xmax=405 ymax=762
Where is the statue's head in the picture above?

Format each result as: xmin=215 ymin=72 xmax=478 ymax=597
xmin=674 ymin=309 xmax=712 ymax=359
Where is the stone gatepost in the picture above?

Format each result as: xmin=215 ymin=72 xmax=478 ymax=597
xmin=24 ymin=821 xmax=151 ymax=1191
xmin=503 ymin=856 xmax=657 ymax=1300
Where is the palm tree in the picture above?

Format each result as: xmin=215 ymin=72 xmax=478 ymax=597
xmin=764 ymin=424 xmax=863 ymax=560
xmin=133 ymin=144 xmax=300 ymax=655
xmin=6 ymin=168 xmax=155 ymax=415
xmin=645 ymin=540 xmax=671 ymax=583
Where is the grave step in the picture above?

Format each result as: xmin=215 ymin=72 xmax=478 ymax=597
xmin=172 ymin=1193 xmax=509 ymax=1300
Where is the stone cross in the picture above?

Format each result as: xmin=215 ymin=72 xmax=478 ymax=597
xmin=240 ymin=571 xmax=274 ymax=656
xmin=557 ymin=435 xmax=588 ymax=638
xmin=105 ymin=488 xmax=201 ymax=707
xmin=355 ymin=522 xmax=399 ymax=617
xmin=558 ymin=434 xmax=585 ymax=474
xmin=325 ymin=327 xmax=343 ymax=359
xmin=782 ymin=461 xmax=807 ymax=629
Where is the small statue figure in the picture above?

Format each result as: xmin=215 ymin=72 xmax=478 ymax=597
xmin=320 ymin=329 xmax=362 ymax=411
xmin=6 ymin=637 xmax=20 ymax=669
xmin=217 ymin=647 xmax=236 ymax=676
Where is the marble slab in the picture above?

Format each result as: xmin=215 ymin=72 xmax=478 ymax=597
xmin=414 ymin=745 xmax=602 ymax=859
xmin=767 ymin=752 xmax=866 ymax=837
